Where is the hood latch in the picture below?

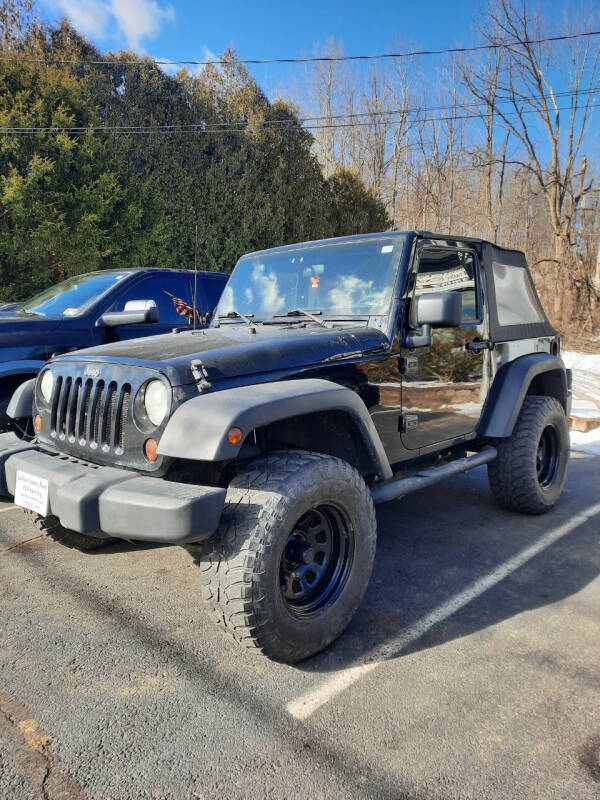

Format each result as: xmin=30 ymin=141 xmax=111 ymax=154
xmin=190 ymin=359 xmax=212 ymax=393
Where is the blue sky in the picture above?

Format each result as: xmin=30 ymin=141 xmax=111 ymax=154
xmin=39 ymin=0 xmax=579 ymax=95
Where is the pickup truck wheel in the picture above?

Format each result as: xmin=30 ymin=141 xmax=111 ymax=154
xmin=34 ymin=514 xmax=114 ymax=551
xmin=487 ymin=396 xmax=569 ymax=515
xmin=198 ymin=450 xmax=377 ymax=663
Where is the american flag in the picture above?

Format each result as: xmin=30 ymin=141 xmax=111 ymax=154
xmin=171 ymin=295 xmax=196 ymax=322
xmin=163 ymin=290 xmax=211 ymax=325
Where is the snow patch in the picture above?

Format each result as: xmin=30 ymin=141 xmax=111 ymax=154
xmin=563 ymin=350 xmax=600 ymax=456
xmin=570 ymin=427 xmax=600 ymax=457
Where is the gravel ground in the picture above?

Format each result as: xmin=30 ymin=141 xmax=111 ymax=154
xmin=1 ymin=451 xmax=599 ymax=800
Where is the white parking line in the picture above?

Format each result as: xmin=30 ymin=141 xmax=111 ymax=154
xmin=0 ymin=506 xmax=18 ymax=513
xmin=287 ymin=501 xmax=600 ymax=720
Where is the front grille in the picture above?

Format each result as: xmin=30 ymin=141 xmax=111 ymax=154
xmin=50 ymin=375 xmax=132 ymax=454
xmin=37 ymin=361 xmax=172 ymax=473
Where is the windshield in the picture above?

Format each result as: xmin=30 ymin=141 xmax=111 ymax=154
xmin=19 ymin=272 xmax=129 ymax=317
xmin=216 ymin=235 xmax=406 ymax=321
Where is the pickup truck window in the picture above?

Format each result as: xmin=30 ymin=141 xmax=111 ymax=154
xmin=19 ymin=272 xmax=128 ymax=317
xmin=110 ymin=275 xmax=195 ymax=326
xmin=217 ymin=235 xmax=406 ymax=319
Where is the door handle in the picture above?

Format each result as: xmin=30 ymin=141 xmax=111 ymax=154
xmin=465 ymin=338 xmax=494 ymax=353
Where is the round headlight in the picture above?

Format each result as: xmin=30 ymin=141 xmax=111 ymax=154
xmin=143 ymin=380 xmax=169 ymax=427
xmin=39 ymin=369 xmax=54 ymax=403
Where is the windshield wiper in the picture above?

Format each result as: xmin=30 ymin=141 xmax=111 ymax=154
xmin=272 ymin=309 xmax=329 ymax=328
xmin=18 ymin=308 xmax=45 ymax=317
xmin=217 ymin=309 xmax=255 ymax=326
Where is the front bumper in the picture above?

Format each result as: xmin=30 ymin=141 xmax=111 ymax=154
xmin=0 ymin=433 xmax=225 ymax=544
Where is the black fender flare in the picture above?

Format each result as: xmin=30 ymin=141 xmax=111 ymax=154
xmin=477 ymin=353 xmax=568 ymax=438
xmin=157 ymin=378 xmax=393 ymax=481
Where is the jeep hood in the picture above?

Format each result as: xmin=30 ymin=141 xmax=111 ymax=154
xmin=59 ymin=324 xmax=388 ymax=386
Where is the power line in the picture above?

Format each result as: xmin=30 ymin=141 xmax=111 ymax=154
xmin=1 ymin=95 xmax=597 ymax=136
xmin=298 ymin=87 xmax=600 ymax=125
xmin=0 ymin=30 xmax=599 ymax=68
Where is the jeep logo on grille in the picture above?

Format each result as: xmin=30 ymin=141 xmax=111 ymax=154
xmin=84 ymin=366 xmax=100 ymax=378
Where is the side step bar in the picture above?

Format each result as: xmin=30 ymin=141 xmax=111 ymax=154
xmin=370 ymin=447 xmax=498 ymax=505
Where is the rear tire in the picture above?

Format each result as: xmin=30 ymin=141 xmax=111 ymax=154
xmin=198 ymin=450 xmax=377 ymax=663
xmin=488 ymin=396 xmax=569 ymax=515
xmin=34 ymin=514 xmax=114 ymax=551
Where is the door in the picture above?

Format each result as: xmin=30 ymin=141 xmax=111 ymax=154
xmin=104 ymin=274 xmax=197 ymax=341
xmin=400 ymin=246 xmax=488 ymax=451
xmin=356 ymin=324 xmax=406 ymax=468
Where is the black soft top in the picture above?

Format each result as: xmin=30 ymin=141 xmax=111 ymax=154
xmin=415 ymin=231 xmax=555 ymax=342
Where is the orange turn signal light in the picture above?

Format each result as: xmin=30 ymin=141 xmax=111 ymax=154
xmin=227 ymin=427 xmax=243 ymax=446
xmin=34 ymin=414 xmax=42 ymax=433
xmin=144 ymin=438 xmax=158 ymax=462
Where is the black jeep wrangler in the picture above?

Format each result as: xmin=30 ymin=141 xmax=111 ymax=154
xmin=0 ymin=232 xmax=571 ymax=663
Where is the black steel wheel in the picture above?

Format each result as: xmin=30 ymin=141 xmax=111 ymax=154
xmin=280 ymin=505 xmax=354 ymax=616
xmin=198 ymin=450 xmax=377 ymax=663
xmin=488 ymin=395 xmax=569 ymax=515
xmin=536 ymin=424 xmax=560 ymax=488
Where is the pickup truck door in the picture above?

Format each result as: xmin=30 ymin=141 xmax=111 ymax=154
xmin=100 ymin=275 xmax=198 ymax=341
xmin=400 ymin=245 xmax=490 ymax=451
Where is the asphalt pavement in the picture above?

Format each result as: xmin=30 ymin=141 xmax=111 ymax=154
xmin=1 ymin=449 xmax=599 ymax=799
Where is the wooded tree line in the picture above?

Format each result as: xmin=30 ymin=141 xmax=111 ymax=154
xmin=0 ymin=0 xmax=598 ymax=334
xmin=0 ymin=0 xmax=388 ymax=300
xmin=300 ymin=0 xmax=600 ymax=332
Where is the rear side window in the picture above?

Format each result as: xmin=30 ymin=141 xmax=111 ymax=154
xmin=111 ymin=275 xmax=193 ymax=325
xmin=492 ymin=262 xmax=544 ymax=326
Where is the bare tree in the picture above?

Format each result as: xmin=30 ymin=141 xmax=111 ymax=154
xmin=304 ymin=38 xmax=345 ymax=177
xmin=467 ymin=44 xmax=511 ymax=243
xmin=0 ymin=0 xmax=39 ymax=51
xmin=296 ymin=4 xmax=600 ymax=332
xmin=462 ymin=0 xmax=600 ymax=325
xmin=388 ymin=54 xmax=416 ymax=228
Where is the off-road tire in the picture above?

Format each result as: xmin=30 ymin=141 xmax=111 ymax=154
xmin=488 ymin=396 xmax=569 ymax=515
xmin=34 ymin=514 xmax=114 ymax=551
xmin=198 ymin=450 xmax=377 ymax=663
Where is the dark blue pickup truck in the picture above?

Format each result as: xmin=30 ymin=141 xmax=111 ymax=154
xmin=0 ymin=267 xmax=227 ymax=430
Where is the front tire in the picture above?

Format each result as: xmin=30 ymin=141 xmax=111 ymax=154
xmin=488 ymin=396 xmax=569 ymax=515
xmin=34 ymin=514 xmax=114 ymax=551
xmin=198 ymin=451 xmax=377 ymax=663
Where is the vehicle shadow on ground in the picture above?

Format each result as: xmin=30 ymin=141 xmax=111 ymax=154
xmin=9 ymin=534 xmax=419 ymax=800
xmin=6 ymin=456 xmax=598 ymax=799
xmin=45 ymin=453 xmax=600 ymax=681
xmin=104 ymin=453 xmax=600 ymax=677
xmin=295 ymin=453 xmax=600 ymax=675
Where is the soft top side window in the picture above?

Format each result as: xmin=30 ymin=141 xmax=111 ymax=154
xmin=409 ymin=248 xmax=482 ymax=325
xmin=491 ymin=262 xmax=544 ymax=326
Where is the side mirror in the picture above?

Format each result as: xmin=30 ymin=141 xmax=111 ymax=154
xmin=404 ymin=291 xmax=462 ymax=348
xmin=99 ymin=300 xmax=159 ymax=327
